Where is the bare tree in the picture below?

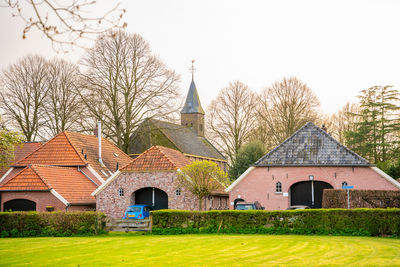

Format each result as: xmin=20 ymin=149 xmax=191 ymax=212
xmin=257 ymin=77 xmax=320 ymax=146
xmin=324 ymin=102 xmax=360 ymax=144
xmin=78 ymin=31 xmax=180 ymax=153
xmin=207 ymin=81 xmax=258 ymax=163
xmin=1 ymin=0 xmax=126 ymax=51
xmin=0 ymin=55 xmax=49 ymax=141
xmin=40 ymin=59 xmax=85 ymax=138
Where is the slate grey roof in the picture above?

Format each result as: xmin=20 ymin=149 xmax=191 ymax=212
xmin=154 ymin=120 xmax=225 ymax=160
xmin=255 ymin=122 xmax=371 ymax=167
xmin=181 ymin=79 xmax=205 ymax=114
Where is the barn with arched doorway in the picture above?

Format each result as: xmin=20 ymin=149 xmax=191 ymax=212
xmin=93 ymin=145 xmax=229 ymax=218
xmin=227 ymin=122 xmax=400 ymax=210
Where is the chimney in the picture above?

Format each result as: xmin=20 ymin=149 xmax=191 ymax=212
xmin=322 ymin=124 xmax=327 ymax=132
xmin=94 ymin=123 xmax=98 ymax=137
xmin=98 ymin=121 xmax=104 ymax=165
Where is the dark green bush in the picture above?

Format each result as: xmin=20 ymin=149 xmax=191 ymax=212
xmin=0 ymin=211 xmax=106 ymax=237
xmin=151 ymin=209 xmax=400 ymax=236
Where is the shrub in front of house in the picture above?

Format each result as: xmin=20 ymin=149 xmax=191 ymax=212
xmin=0 ymin=211 xmax=106 ymax=237
xmin=151 ymin=209 xmax=400 ymax=236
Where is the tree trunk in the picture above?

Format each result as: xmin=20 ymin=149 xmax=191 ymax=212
xmin=198 ymin=197 xmax=203 ymax=211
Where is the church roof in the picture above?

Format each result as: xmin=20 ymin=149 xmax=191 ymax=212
xmin=152 ymin=120 xmax=225 ymax=161
xmin=181 ymin=79 xmax=205 ymax=114
xmin=255 ymin=122 xmax=371 ymax=167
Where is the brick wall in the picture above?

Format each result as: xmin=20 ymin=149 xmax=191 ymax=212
xmin=96 ymin=171 xmax=200 ymax=218
xmin=229 ymin=166 xmax=400 ymax=210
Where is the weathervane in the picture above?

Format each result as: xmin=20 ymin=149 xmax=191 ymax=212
xmin=189 ymin=59 xmax=196 ymax=80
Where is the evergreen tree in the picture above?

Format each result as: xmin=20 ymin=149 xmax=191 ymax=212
xmin=345 ymin=86 xmax=400 ymax=164
xmin=228 ymin=141 xmax=266 ymax=181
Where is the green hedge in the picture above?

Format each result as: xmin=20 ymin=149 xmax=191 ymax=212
xmin=0 ymin=211 xmax=106 ymax=237
xmin=151 ymin=209 xmax=400 ymax=236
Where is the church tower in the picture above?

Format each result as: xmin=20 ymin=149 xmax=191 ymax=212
xmin=181 ymin=61 xmax=205 ymax=137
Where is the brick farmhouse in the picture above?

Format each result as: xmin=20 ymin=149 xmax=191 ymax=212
xmin=226 ymin=122 xmax=400 ymax=210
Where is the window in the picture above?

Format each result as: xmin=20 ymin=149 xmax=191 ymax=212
xmin=342 ymin=181 xmax=348 ymax=187
xmin=175 ymin=188 xmax=181 ymax=196
xmin=276 ymin=182 xmax=282 ymax=193
xmin=118 ymin=188 xmax=124 ymax=196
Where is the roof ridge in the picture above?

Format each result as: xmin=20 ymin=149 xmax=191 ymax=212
xmin=120 ymin=145 xmax=156 ymax=171
xmin=155 ymin=146 xmax=180 ymax=170
xmin=29 ymin=165 xmax=53 ymax=190
xmin=13 ymin=133 xmax=62 ymax=165
xmin=255 ymin=122 xmax=312 ymax=165
xmin=63 ymin=132 xmax=88 ymax=165
xmin=255 ymin=121 xmax=371 ymax=166
xmin=309 ymin=122 xmax=370 ymax=165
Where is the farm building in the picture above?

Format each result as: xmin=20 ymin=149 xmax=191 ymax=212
xmin=0 ymin=130 xmax=132 ymax=212
xmin=93 ymin=145 xmax=229 ymax=218
xmin=226 ymin=122 xmax=400 ymax=210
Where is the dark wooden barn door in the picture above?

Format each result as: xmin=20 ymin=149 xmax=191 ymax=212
xmin=134 ymin=187 xmax=168 ymax=210
xmin=4 ymin=199 xmax=36 ymax=211
xmin=290 ymin=181 xmax=333 ymax=208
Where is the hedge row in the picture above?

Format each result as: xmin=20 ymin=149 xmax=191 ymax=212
xmin=0 ymin=211 xmax=106 ymax=237
xmin=323 ymin=189 xmax=400 ymax=208
xmin=151 ymin=209 xmax=400 ymax=236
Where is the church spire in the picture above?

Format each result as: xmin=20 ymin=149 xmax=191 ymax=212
xmin=181 ymin=60 xmax=205 ymax=115
xmin=181 ymin=60 xmax=205 ymax=137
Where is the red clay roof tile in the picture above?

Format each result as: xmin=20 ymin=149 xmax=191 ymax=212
xmin=122 ymin=146 xmax=192 ymax=172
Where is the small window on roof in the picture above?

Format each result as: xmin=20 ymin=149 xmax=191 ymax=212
xmin=118 ymin=188 xmax=124 ymax=196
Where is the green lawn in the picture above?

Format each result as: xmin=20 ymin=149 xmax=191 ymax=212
xmin=1 ymin=234 xmax=399 ymax=266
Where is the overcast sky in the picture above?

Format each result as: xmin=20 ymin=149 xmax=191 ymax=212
xmin=1 ymin=0 xmax=399 ymax=115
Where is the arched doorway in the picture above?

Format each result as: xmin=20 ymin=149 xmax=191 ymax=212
xmin=290 ymin=181 xmax=333 ymax=208
xmin=133 ymin=187 xmax=168 ymax=210
xmin=4 ymin=199 xmax=36 ymax=211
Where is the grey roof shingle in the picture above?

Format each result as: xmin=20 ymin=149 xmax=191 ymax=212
xmin=255 ymin=122 xmax=371 ymax=166
xmin=181 ymin=80 xmax=205 ymax=114
xmin=154 ymin=120 xmax=225 ymax=160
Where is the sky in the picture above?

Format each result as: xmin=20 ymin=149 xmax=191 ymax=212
xmin=1 ymin=0 xmax=400 ymax=115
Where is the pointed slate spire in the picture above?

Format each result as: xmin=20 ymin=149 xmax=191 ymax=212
xmin=181 ymin=77 xmax=205 ymax=114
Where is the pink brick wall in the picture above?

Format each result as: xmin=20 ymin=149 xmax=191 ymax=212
xmin=229 ymin=166 xmax=399 ymax=210
xmin=96 ymin=171 xmax=200 ymax=218
xmin=1 ymin=191 xmax=65 ymax=212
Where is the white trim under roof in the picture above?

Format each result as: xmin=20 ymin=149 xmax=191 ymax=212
xmin=92 ymin=170 xmax=121 ymax=196
xmin=50 ymin=189 xmax=69 ymax=206
xmin=0 ymin=167 xmax=14 ymax=184
xmin=86 ymin=165 xmax=106 ymax=184
xmin=371 ymin=166 xmax=400 ymax=190
xmin=225 ymin=166 xmax=255 ymax=192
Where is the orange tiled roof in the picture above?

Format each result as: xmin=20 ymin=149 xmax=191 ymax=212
xmin=122 ymin=145 xmax=191 ymax=172
xmin=14 ymin=132 xmax=86 ymax=167
xmin=0 ymin=165 xmax=96 ymax=204
xmin=0 ymin=165 xmax=49 ymax=191
xmin=0 ymin=142 xmax=42 ymax=178
xmin=66 ymin=132 xmax=133 ymax=180
xmin=12 ymin=131 xmax=133 ymax=180
xmin=33 ymin=165 xmax=96 ymax=204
